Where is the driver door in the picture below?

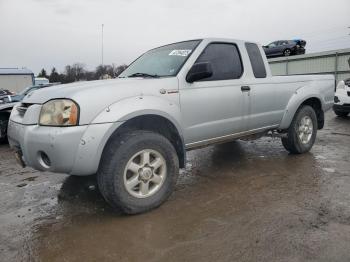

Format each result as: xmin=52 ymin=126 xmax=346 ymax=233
xmin=179 ymin=43 xmax=249 ymax=147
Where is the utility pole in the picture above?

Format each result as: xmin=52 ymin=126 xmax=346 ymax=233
xmin=101 ymin=24 xmax=104 ymax=66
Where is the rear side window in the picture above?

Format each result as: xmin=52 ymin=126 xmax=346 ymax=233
xmin=245 ymin=43 xmax=267 ymax=78
xmin=195 ymin=43 xmax=243 ymax=81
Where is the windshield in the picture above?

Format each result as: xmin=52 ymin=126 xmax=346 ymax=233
xmin=18 ymin=86 xmax=35 ymax=95
xmin=119 ymin=40 xmax=201 ymax=78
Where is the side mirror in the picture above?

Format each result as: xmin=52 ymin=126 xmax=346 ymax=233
xmin=186 ymin=62 xmax=213 ymax=83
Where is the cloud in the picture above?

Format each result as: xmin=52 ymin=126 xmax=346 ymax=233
xmin=0 ymin=0 xmax=349 ymax=74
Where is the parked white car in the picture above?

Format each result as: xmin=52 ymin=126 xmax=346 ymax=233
xmin=34 ymin=77 xmax=49 ymax=86
xmin=8 ymin=38 xmax=335 ymax=214
xmin=333 ymin=79 xmax=350 ymax=117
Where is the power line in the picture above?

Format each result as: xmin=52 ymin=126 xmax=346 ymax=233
xmin=101 ymin=24 xmax=104 ymax=67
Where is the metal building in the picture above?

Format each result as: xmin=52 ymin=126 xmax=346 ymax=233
xmin=0 ymin=68 xmax=34 ymax=93
xmin=268 ymin=48 xmax=350 ymax=83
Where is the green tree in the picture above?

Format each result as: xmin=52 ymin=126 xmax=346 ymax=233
xmin=49 ymin=67 xmax=60 ymax=83
xmin=37 ymin=68 xmax=48 ymax=78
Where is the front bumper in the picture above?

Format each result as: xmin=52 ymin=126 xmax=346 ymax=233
xmin=7 ymin=120 xmax=118 ymax=176
xmin=294 ymin=47 xmax=305 ymax=55
xmin=333 ymin=104 xmax=350 ymax=113
xmin=333 ymin=89 xmax=350 ymax=113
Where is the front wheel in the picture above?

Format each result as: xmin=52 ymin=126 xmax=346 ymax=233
xmin=281 ymin=105 xmax=317 ymax=154
xmin=0 ymin=113 xmax=9 ymax=144
xmin=283 ymin=49 xmax=291 ymax=56
xmin=97 ymin=130 xmax=179 ymax=214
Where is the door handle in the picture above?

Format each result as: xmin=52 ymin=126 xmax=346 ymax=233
xmin=241 ymin=86 xmax=251 ymax=92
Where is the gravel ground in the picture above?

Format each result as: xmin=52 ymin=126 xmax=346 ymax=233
xmin=0 ymin=111 xmax=349 ymax=262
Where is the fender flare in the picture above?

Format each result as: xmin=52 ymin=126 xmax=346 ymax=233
xmin=89 ymin=95 xmax=186 ymax=167
xmin=91 ymin=95 xmax=183 ymax=137
xmin=279 ymin=87 xmax=324 ymax=130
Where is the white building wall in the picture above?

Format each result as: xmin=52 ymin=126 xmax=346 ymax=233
xmin=268 ymin=48 xmax=350 ymax=84
xmin=0 ymin=75 xmax=33 ymax=93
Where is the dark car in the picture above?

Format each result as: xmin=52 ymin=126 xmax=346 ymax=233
xmin=263 ymin=39 xmax=306 ymax=58
xmin=0 ymin=89 xmax=13 ymax=97
xmin=0 ymin=84 xmax=53 ymax=142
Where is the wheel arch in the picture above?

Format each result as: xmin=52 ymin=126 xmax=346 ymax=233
xmin=101 ymin=114 xmax=186 ymax=168
xmin=0 ymin=108 xmax=12 ymax=140
xmin=300 ymin=97 xmax=324 ymax=129
xmin=279 ymin=95 xmax=324 ymax=130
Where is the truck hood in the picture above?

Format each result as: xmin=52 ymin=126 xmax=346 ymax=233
xmin=22 ymin=77 xmax=179 ymax=124
xmin=23 ymin=78 xmax=146 ymax=104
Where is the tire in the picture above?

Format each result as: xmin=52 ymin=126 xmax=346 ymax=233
xmin=281 ymin=105 xmax=317 ymax=154
xmin=97 ymin=130 xmax=179 ymax=214
xmin=334 ymin=110 xmax=349 ymax=117
xmin=0 ymin=113 xmax=9 ymax=144
xmin=283 ymin=49 xmax=291 ymax=56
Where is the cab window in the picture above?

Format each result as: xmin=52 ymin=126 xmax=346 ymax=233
xmin=245 ymin=43 xmax=267 ymax=78
xmin=195 ymin=43 xmax=243 ymax=81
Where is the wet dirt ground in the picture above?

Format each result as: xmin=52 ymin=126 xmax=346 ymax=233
xmin=0 ymin=111 xmax=349 ymax=262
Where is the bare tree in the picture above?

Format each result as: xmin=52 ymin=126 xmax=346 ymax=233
xmin=72 ymin=63 xmax=86 ymax=81
xmin=48 ymin=63 xmax=128 ymax=84
xmin=113 ymin=64 xmax=128 ymax=76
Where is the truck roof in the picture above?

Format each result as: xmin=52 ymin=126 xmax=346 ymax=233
xmin=158 ymin=38 xmax=259 ymax=48
xmin=189 ymin=38 xmax=257 ymax=44
xmin=0 ymin=68 xmax=34 ymax=75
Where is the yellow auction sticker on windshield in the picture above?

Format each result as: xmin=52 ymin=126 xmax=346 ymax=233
xmin=169 ymin=50 xmax=192 ymax=56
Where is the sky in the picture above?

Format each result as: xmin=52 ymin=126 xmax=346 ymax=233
xmin=0 ymin=0 xmax=349 ymax=74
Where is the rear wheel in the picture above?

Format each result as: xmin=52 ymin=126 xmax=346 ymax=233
xmin=281 ymin=105 xmax=317 ymax=154
xmin=97 ymin=130 xmax=179 ymax=214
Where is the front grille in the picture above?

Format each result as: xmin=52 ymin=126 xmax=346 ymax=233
xmin=17 ymin=103 xmax=33 ymax=117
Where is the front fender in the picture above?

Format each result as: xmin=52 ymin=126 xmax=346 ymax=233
xmin=91 ymin=95 xmax=183 ymax=134
xmin=70 ymin=95 xmax=184 ymax=175
xmin=91 ymin=95 xmax=184 ymax=155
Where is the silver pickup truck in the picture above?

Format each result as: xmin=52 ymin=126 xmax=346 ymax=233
xmin=8 ymin=38 xmax=335 ymax=214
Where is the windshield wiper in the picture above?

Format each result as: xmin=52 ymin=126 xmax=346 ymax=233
xmin=127 ymin=73 xmax=159 ymax=78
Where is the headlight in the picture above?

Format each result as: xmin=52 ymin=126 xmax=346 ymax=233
xmin=344 ymin=79 xmax=350 ymax=87
xmin=39 ymin=99 xmax=79 ymax=126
